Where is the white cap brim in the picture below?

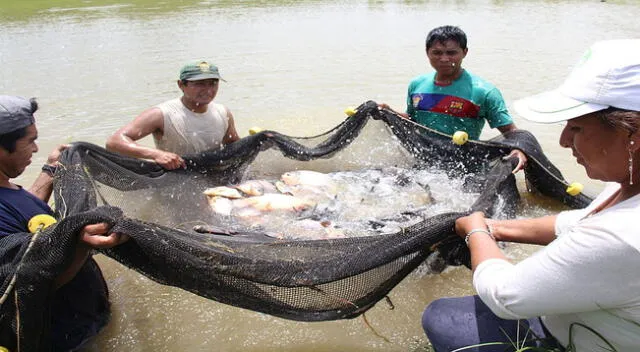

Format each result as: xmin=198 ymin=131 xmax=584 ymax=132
xmin=514 ymin=89 xmax=609 ymax=124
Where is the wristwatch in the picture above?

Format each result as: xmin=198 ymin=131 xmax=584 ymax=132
xmin=41 ymin=164 xmax=58 ymax=177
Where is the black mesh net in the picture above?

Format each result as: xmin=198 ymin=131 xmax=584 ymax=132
xmin=0 ymin=101 xmax=592 ymax=350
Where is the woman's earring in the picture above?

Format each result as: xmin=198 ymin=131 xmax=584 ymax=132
xmin=629 ymin=140 xmax=635 ymax=186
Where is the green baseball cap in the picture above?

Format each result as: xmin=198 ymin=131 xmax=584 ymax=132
xmin=179 ymin=60 xmax=225 ymax=82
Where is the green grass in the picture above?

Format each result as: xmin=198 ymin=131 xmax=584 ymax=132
xmin=439 ymin=319 xmax=636 ymax=352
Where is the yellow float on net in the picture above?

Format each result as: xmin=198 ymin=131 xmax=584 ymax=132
xmin=452 ymin=131 xmax=469 ymax=145
xmin=344 ymin=107 xmax=357 ymax=117
xmin=0 ymin=346 xmax=9 ymax=352
xmin=28 ymin=214 xmax=57 ymax=233
xmin=248 ymin=127 xmax=263 ymax=135
xmin=566 ymin=182 xmax=584 ymax=196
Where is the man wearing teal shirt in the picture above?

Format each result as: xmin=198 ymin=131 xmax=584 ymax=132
xmin=381 ymin=25 xmax=526 ymax=171
xmin=407 ymin=70 xmax=512 ymax=140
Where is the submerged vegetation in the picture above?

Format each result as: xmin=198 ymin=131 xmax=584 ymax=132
xmin=441 ymin=318 xmax=640 ymax=352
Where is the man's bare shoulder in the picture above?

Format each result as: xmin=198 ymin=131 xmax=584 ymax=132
xmin=131 ymin=106 xmax=164 ymax=129
xmin=137 ymin=106 xmax=164 ymax=119
xmin=113 ymin=106 xmax=165 ymax=139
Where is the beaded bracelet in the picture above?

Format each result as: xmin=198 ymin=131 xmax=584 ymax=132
xmin=464 ymin=228 xmax=495 ymax=246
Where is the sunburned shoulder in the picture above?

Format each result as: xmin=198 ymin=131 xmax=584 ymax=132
xmin=123 ymin=106 xmax=166 ymax=136
xmin=137 ymin=106 xmax=165 ymax=122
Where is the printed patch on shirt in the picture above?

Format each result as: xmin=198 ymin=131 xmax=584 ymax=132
xmin=411 ymin=93 xmax=480 ymax=119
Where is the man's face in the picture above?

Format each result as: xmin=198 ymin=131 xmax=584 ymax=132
xmin=426 ymin=40 xmax=468 ymax=76
xmin=0 ymin=124 xmax=38 ymax=179
xmin=179 ymin=79 xmax=219 ymax=105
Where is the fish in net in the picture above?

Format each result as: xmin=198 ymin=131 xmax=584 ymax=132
xmin=0 ymin=101 xmax=592 ymax=350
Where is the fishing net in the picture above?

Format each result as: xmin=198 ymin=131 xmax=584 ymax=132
xmin=0 ymin=101 xmax=592 ymax=350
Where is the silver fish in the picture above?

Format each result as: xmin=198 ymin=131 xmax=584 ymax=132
xmin=232 ymin=194 xmax=316 ymax=213
xmin=207 ymin=196 xmax=234 ymax=216
xmin=280 ymin=170 xmax=337 ymax=188
xmin=203 ymin=186 xmax=244 ymax=199
xmin=276 ymin=169 xmax=340 ymax=204
xmin=233 ymin=179 xmax=278 ymax=197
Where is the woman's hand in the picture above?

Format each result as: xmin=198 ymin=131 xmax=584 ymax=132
xmin=456 ymin=212 xmax=507 ymax=270
xmin=455 ymin=211 xmax=488 ymax=238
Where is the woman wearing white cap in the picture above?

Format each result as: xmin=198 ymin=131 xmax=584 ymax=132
xmin=422 ymin=39 xmax=640 ymax=351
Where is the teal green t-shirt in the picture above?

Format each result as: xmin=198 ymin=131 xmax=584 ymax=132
xmin=405 ymin=70 xmax=513 ymax=140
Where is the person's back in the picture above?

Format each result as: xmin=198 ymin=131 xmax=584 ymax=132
xmin=538 ymin=183 xmax=640 ymax=350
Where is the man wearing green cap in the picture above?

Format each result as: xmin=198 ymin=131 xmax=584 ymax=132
xmin=106 ymin=60 xmax=240 ymax=169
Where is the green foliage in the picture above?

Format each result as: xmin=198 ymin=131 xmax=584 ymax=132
xmin=452 ymin=341 xmax=563 ymax=352
xmin=448 ymin=319 xmax=637 ymax=352
xmin=566 ymin=322 xmax=616 ymax=352
xmin=444 ymin=320 xmax=562 ymax=352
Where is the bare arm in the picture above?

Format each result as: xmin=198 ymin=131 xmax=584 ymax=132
xmin=105 ymin=107 xmax=185 ymax=169
xmin=487 ymin=215 xmax=557 ymax=245
xmin=497 ymin=123 xmax=517 ymax=134
xmin=28 ymin=172 xmax=53 ymax=202
xmin=377 ymin=103 xmax=410 ymax=119
xmin=222 ymin=107 xmax=241 ymax=145
xmin=456 ymin=212 xmax=558 ymax=271
xmin=28 ymin=144 xmax=68 ymax=202
xmin=456 ymin=212 xmax=508 ymax=270
xmin=54 ymin=222 xmax=129 ymax=288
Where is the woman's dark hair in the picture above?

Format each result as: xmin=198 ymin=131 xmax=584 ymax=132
xmin=426 ymin=25 xmax=467 ymax=50
xmin=0 ymin=97 xmax=37 ymax=153
xmin=598 ymin=107 xmax=640 ymax=136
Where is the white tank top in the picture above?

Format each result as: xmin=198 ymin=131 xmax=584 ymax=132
xmin=154 ymin=98 xmax=229 ymax=155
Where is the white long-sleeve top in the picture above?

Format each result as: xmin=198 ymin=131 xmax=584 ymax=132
xmin=474 ymin=183 xmax=640 ymax=351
